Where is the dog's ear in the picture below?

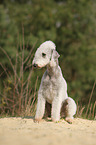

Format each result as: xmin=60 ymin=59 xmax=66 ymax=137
xmin=50 ymin=49 xmax=60 ymax=67
xmin=52 ymin=50 xmax=60 ymax=59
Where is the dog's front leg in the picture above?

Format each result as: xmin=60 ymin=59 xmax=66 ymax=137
xmin=51 ymin=96 xmax=62 ymax=122
xmin=35 ymin=95 xmax=46 ymax=122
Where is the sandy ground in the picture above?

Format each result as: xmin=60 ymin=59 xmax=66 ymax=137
xmin=0 ymin=117 xmax=96 ymax=145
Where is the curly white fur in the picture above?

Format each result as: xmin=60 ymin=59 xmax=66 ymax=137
xmin=32 ymin=41 xmax=77 ymax=123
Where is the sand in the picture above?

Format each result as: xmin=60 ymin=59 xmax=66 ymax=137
xmin=0 ymin=117 xmax=96 ymax=145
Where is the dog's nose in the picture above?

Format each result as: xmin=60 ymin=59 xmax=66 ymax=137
xmin=33 ymin=63 xmax=37 ymax=68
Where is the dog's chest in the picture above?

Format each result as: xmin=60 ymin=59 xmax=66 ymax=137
xmin=42 ymin=75 xmax=58 ymax=103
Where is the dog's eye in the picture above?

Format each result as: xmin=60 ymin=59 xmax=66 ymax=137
xmin=42 ymin=53 xmax=46 ymax=58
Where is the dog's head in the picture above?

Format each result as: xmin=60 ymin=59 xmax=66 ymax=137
xmin=32 ymin=40 xmax=60 ymax=68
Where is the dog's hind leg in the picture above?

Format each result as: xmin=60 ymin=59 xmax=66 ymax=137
xmin=61 ymin=97 xmax=77 ymax=124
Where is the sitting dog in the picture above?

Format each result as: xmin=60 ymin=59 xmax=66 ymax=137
xmin=32 ymin=41 xmax=76 ymax=123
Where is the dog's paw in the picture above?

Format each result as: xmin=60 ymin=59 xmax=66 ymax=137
xmin=34 ymin=118 xmax=41 ymax=123
xmin=65 ymin=117 xmax=73 ymax=124
xmin=52 ymin=118 xmax=60 ymax=123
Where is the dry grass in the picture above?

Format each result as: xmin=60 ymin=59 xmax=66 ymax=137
xmin=76 ymin=101 xmax=96 ymax=119
xmin=0 ymin=28 xmax=38 ymax=117
xmin=76 ymin=81 xmax=96 ymax=119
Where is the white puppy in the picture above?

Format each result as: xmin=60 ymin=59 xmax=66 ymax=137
xmin=32 ymin=41 xmax=76 ymax=123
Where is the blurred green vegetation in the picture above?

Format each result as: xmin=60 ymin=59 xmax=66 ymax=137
xmin=0 ymin=0 xmax=96 ymax=116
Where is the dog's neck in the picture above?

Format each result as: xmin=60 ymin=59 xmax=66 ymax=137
xmin=47 ymin=60 xmax=59 ymax=77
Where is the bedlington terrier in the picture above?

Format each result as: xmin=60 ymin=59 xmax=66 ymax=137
xmin=32 ymin=41 xmax=76 ymax=123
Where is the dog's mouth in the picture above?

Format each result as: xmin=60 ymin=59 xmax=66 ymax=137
xmin=32 ymin=62 xmax=49 ymax=69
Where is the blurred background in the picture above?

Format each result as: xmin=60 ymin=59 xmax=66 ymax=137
xmin=0 ymin=0 xmax=96 ymax=118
